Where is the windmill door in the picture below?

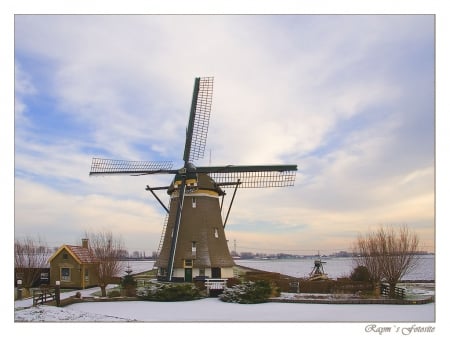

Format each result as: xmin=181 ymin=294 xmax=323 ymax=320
xmin=184 ymin=268 xmax=192 ymax=282
xmin=211 ymin=267 xmax=221 ymax=278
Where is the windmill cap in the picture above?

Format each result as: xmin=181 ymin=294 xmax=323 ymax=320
xmin=168 ymin=173 xmax=225 ymax=196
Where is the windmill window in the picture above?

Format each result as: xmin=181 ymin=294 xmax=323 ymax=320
xmin=214 ymin=228 xmax=219 ymax=238
xmin=184 ymin=259 xmax=193 ymax=267
xmin=192 ymin=241 xmax=197 ymax=252
xmin=192 ymin=197 xmax=197 ymax=208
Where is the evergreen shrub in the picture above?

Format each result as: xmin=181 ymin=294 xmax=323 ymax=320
xmin=350 ymin=265 xmax=372 ymax=282
xmin=219 ymin=280 xmax=273 ymax=304
xmin=137 ymin=282 xmax=204 ymax=301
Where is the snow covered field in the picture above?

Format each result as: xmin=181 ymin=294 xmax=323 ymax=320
xmin=14 ymin=282 xmax=435 ymax=323
xmin=12 ymin=256 xmax=438 ymax=337
xmin=34 ymin=297 xmax=436 ymax=322
xmin=13 ymin=285 xmax=437 ymax=337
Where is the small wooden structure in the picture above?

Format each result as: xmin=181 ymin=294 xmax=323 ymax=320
xmin=308 ymin=258 xmax=329 ymax=281
xmin=48 ymin=239 xmax=99 ymax=289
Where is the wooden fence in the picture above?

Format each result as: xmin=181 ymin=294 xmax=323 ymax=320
xmin=380 ymin=283 xmax=406 ymax=298
xmin=32 ymin=286 xmax=56 ymax=306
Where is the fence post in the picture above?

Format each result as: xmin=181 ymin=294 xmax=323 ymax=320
xmin=17 ymin=280 xmax=23 ymax=300
xmin=55 ymin=281 xmax=61 ymax=307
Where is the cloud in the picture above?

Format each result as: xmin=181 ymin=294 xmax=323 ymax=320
xmin=14 ymin=15 xmax=435 ymax=254
xmin=15 ymin=178 xmax=165 ymax=251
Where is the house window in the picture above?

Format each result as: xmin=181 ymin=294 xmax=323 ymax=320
xmin=40 ymin=272 xmax=49 ymax=281
xmin=61 ymin=268 xmax=71 ymax=281
xmin=84 ymin=269 xmax=89 ymax=282
xmin=184 ymin=259 xmax=193 ymax=267
xmin=192 ymin=197 xmax=197 ymax=208
xmin=63 ymin=253 xmax=68 ymax=260
xmin=214 ymin=227 xmax=219 ymax=238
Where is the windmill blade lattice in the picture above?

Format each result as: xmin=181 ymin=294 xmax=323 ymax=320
xmin=183 ymin=77 xmax=214 ymax=163
xmin=196 ymin=165 xmax=297 ymax=188
xmin=90 ymin=158 xmax=174 ymax=175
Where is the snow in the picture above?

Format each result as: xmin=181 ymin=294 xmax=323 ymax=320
xmin=12 ymin=257 xmax=439 ymax=337
xmin=12 ymin=286 xmax=437 ymax=337
xmin=14 ymin=284 xmax=435 ymax=323
xmin=59 ymin=297 xmax=436 ymax=322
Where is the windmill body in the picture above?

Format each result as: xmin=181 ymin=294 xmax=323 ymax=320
xmin=90 ymin=77 xmax=297 ymax=282
xmin=155 ymin=173 xmax=234 ymax=281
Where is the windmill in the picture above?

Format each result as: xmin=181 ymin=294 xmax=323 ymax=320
xmin=90 ymin=77 xmax=297 ymax=282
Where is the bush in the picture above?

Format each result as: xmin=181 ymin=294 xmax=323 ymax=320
xmin=219 ymin=280 xmax=273 ymax=304
xmin=137 ymin=282 xmax=204 ymax=301
xmin=350 ymin=265 xmax=372 ymax=282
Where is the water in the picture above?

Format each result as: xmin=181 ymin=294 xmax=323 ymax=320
xmin=235 ymin=255 xmax=435 ymax=281
xmin=125 ymin=255 xmax=435 ymax=281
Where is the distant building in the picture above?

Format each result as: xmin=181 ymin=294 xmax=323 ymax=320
xmin=48 ymin=239 xmax=99 ymax=289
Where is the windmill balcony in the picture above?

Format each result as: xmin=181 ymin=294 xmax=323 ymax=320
xmin=204 ymin=278 xmax=228 ymax=297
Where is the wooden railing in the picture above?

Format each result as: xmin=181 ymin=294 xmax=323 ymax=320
xmin=204 ymin=278 xmax=228 ymax=296
xmin=380 ymin=283 xmax=406 ymax=298
xmin=33 ymin=286 xmax=56 ymax=306
xmin=205 ymin=278 xmax=228 ymax=290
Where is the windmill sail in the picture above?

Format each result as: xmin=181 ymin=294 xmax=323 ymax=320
xmin=89 ymin=158 xmax=175 ymax=175
xmin=197 ymin=165 xmax=297 ymax=188
xmin=183 ymin=77 xmax=214 ymax=163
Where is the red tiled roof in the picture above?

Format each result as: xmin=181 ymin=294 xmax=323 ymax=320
xmin=65 ymin=245 xmax=99 ymax=264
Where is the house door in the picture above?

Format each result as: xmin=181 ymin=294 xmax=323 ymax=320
xmin=184 ymin=268 xmax=192 ymax=282
xmin=211 ymin=267 xmax=221 ymax=278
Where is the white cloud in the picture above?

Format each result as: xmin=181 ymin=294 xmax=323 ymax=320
xmin=15 ymin=178 xmax=165 ymax=251
xmin=14 ymin=15 xmax=435 ymax=253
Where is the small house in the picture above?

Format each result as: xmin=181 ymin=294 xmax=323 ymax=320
xmin=48 ymin=239 xmax=99 ymax=289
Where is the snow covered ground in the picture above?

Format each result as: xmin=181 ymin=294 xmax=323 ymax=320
xmin=14 ymin=284 xmax=435 ymax=322
xmin=13 ymin=287 xmax=438 ymax=337
xmin=12 ymin=257 xmax=439 ymax=337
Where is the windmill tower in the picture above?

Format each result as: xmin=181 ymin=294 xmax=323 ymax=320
xmin=90 ymin=77 xmax=297 ymax=282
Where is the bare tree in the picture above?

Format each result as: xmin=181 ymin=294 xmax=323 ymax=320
xmin=353 ymin=232 xmax=384 ymax=288
xmin=377 ymin=225 xmax=420 ymax=297
xmin=14 ymin=236 xmax=50 ymax=293
xmin=86 ymin=231 xmax=125 ymax=297
xmin=353 ymin=225 xmax=420 ymax=297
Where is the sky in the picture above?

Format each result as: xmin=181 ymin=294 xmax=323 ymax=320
xmin=9 ymin=12 xmax=438 ymax=255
